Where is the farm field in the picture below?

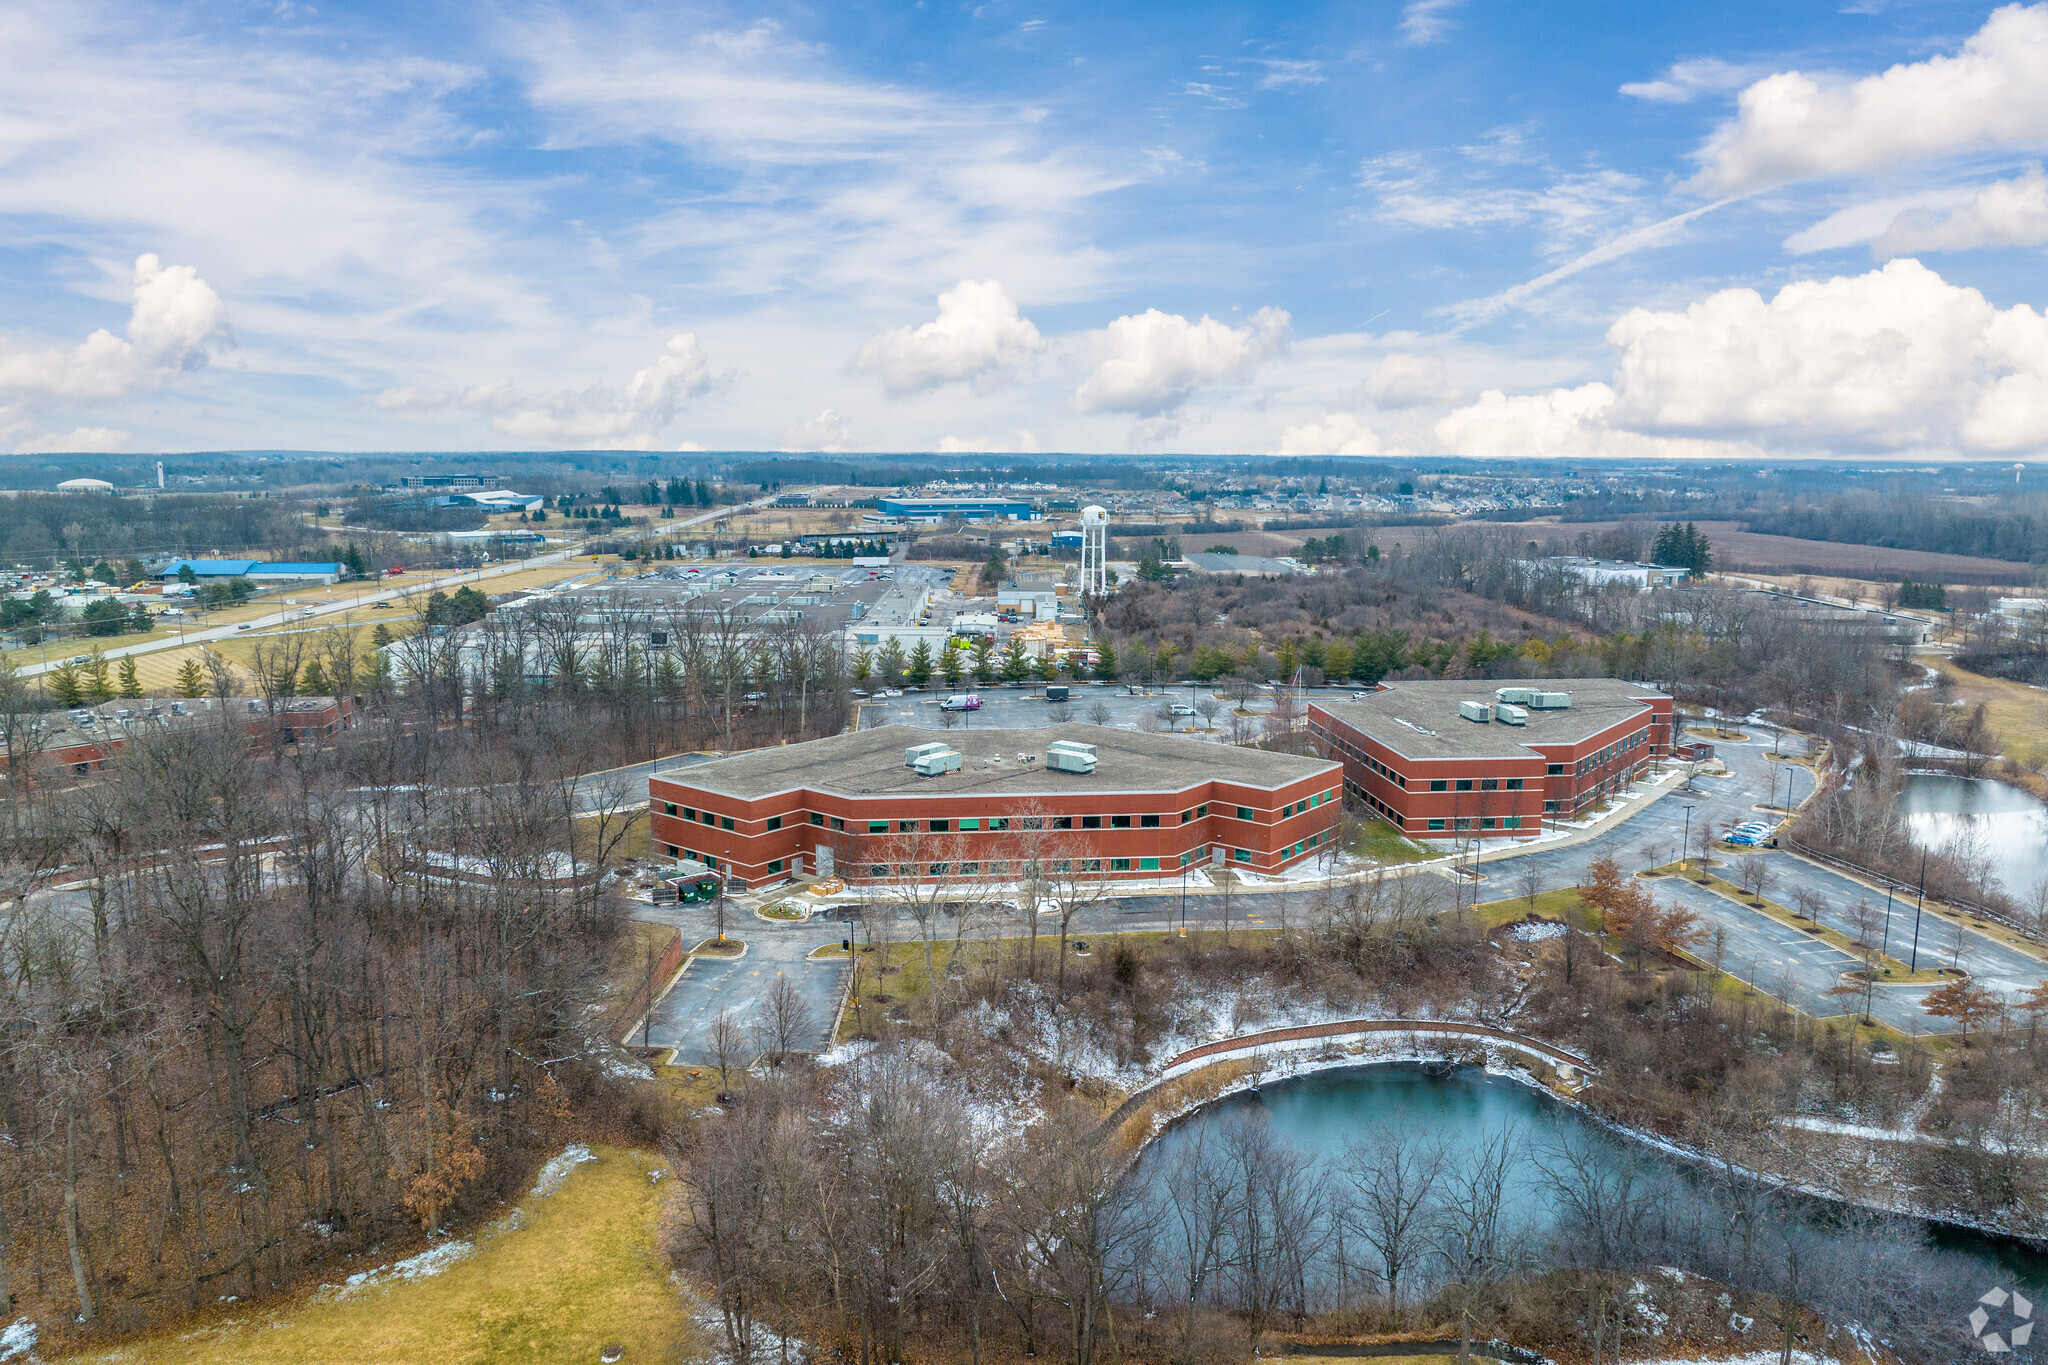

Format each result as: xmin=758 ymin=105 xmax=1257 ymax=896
xmin=1472 ymin=518 xmax=2031 ymax=584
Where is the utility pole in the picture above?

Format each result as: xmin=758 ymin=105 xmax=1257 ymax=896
xmin=1909 ymin=846 xmax=1929 ymax=973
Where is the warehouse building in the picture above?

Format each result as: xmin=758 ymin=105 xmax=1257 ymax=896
xmin=648 ymin=724 xmax=1342 ymax=890
xmin=873 ymin=497 xmax=1035 ymax=522
xmin=1308 ymin=679 xmax=1672 ymax=840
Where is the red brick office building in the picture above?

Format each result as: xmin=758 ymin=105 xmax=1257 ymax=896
xmin=0 ymin=696 xmax=355 ymax=778
xmin=1307 ymin=679 xmax=1673 ymax=841
xmin=647 ymin=724 xmax=1344 ymax=890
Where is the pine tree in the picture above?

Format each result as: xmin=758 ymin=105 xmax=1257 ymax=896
xmin=939 ymin=644 xmax=963 ymax=689
xmin=906 ymin=640 xmax=933 ymax=687
xmin=47 ymin=660 xmax=83 ymax=707
xmin=83 ymin=653 xmax=113 ymax=705
xmin=117 ymin=655 xmax=142 ymax=699
xmin=371 ymin=622 xmax=394 ymax=650
xmin=175 ymin=658 xmax=204 ymax=699
xmin=1093 ymin=639 xmax=1118 ymax=682
xmin=299 ymin=659 xmax=329 ymax=695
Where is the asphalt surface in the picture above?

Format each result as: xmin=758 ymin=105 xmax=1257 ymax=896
xmin=636 ymin=899 xmax=845 ymax=1064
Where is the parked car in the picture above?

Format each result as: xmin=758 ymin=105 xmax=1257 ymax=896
xmin=939 ymin=693 xmax=982 ymax=712
xmin=1169 ymin=703 xmax=1196 ymax=717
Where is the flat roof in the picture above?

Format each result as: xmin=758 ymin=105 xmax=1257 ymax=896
xmin=1313 ymin=679 xmax=1667 ymax=762
xmin=661 ymin=723 xmax=1339 ymax=802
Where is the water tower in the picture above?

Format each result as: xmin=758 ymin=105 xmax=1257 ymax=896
xmin=1078 ymin=505 xmax=1109 ymax=598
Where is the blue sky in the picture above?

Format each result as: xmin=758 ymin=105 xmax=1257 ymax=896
xmin=8 ymin=1 xmax=2048 ymax=459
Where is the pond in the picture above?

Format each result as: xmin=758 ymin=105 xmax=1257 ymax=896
xmin=1899 ymin=773 xmax=2048 ymax=903
xmin=1135 ymin=1064 xmax=2047 ymax=1329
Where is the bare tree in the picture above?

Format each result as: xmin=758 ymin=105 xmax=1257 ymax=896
xmin=751 ymin=974 xmax=817 ymax=1063
xmin=1339 ymin=1129 xmax=1444 ymax=1312
xmin=709 ymin=1006 xmax=747 ymax=1094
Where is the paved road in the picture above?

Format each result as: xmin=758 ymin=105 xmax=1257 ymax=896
xmin=637 ymin=901 xmax=844 ymax=1064
xmin=14 ymin=494 xmax=785 ymax=679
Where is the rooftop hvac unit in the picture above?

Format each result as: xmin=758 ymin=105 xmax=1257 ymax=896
xmin=912 ymin=748 xmax=962 ymax=776
xmin=1045 ymin=740 xmax=1098 ymax=774
xmin=1458 ymin=700 xmax=1493 ymax=724
xmin=1528 ymin=691 xmax=1573 ymax=709
xmin=1495 ymin=686 xmax=1534 ymax=705
xmin=905 ymin=741 xmax=952 ymax=767
xmin=1495 ymin=703 xmax=1528 ymax=726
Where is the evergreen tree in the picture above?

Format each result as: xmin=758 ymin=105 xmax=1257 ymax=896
xmin=1000 ymin=636 xmax=1031 ymax=682
xmin=299 ymin=659 xmax=329 ymax=695
xmin=939 ymin=644 xmax=963 ymax=688
xmin=117 ymin=655 xmax=142 ymax=699
xmin=82 ymin=653 xmax=114 ymax=705
xmin=174 ymin=657 xmax=205 ymax=699
xmin=1093 ymin=638 xmax=1118 ymax=682
xmin=371 ymin=622 xmax=395 ymax=651
xmin=906 ymin=640 xmax=934 ymax=687
xmin=46 ymin=660 xmax=83 ymax=707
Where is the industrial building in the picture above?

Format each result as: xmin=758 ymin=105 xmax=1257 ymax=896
xmin=873 ymin=497 xmax=1035 ymax=522
xmin=156 ymin=559 xmax=345 ymax=584
xmin=1307 ymin=679 xmax=1673 ymax=840
xmin=1 ymin=697 xmax=354 ymax=777
xmin=647 ymin=724 xmax=1343 ymax=890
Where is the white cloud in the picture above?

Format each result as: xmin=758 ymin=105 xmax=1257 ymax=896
xmin=1436 ymin=258 xmax=2048 ymax=455
xmin=13 ymin=426 xmax=131 ymax=454
xmin=936 ymin=429 xmax=1042 ymax=453
xmin=378 ymin=333 xmax=719 ymax=448
xmin=1873 ymin=166 xmax=2048 ymax=256
xmin=1256 ymin=60 xmax=1325 ymax=91
xmin=782 ymin=407 xmax=855 ymax=452
xmin=1278 ymin=412 xmax=1381 ymax=455
xmin=0 ymin=254 xmax=232 ymax=402
xmin=1073 ymin=307 xmax=1290 ymax=417
xmin=1619 ymin=58 xmax=1765 ymax=104
xmin=1362 ymin=352 xmax=1457 ymax=408
xmin=1399 ymin=0 xmax=1465 ymax=45
xmin=1445 ymin=199 xmax=1732 ymax=326
xmin=1358 ymin=153 xmax=1647 ymax=259
xmin=848 ymin=280 xmax=1045 ymax=396
xmin=1688 ymin=4 xmax=2048 ymax=196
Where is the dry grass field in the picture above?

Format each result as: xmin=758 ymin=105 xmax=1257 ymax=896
xmin=54 ymin=1146 xmax=699 ymax=1365
xmin=1935 ymin=657 xmax=2048 ymax=771
xmin=1475 ymin=517 xmax=2032 ymax=585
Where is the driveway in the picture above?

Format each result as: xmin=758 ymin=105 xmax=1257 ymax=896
xmin=636 ymin=900 xmax=846 ymax=1064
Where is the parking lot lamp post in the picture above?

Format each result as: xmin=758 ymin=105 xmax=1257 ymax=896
xmin=1179 ymin=864 xmax=1187 ymax=937
xmin=1909 ymin=847 xmax=1929 ymax=973
xmin=1880 ymin=879 xmax=1896 ymax=960
xmin=1680 ymin=805 xmax=1695 ymax=875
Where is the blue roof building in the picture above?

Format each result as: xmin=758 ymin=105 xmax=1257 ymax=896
xmin=875 ymin=497 xmax=1033 ymax=521
xmin=158 ymin=559 xmax=261 ymax=578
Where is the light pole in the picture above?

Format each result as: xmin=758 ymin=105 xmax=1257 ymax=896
xmin=1179 ymin=863 xmax=1188 ymax=938
xmin=1909 ymin=846 xmax=1929 ymax=973
xmin=1680 ymin=804 xmax=1695 ymax=875
xmin=1880 ymin=879 xmax=1896 ymax=961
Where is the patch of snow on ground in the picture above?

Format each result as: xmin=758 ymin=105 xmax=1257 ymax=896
xmin=532 ymin=1143 xmax=597 ymax=1198
xmin=325 ymin=1239 xmax=474 ymax=1299
xmin=695 ymin=1309 xmax=808 ymax=1364
xmin=0 ymin=1318 xmax=35 ymax=1362
xmin=1506 ymin=920 xmax=1567 ymax=941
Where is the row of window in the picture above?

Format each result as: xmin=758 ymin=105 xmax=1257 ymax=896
xmin=1576 ymin=728 xmax=1648 ymax=776
xmin=863 ymin=849 xmax=1207 ymax=877
xmin=1424 ymin=776 xmax=1525 ymax=793
xmin=1422 ymin=815 xmax=1524 ymax=831
xmin=661 ymin=793 xmax=1341 ymax=833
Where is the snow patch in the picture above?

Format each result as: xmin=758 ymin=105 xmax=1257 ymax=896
xmin=322 ymin=1239 xmax=474 ymax=1299
xmin=0 ymin=1319 xmax=36 ymax=1362
xmin=1506 ymin=920 xmax=1567 ymax=942
xmin=533 ymin=1143 xmax=597 ymax=1198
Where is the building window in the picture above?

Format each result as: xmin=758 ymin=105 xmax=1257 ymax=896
xmin=1111 ymin=858 xmax=1132 ymax=871
xmin=1481 ymin=817 xmax=1496 ymax=829
xmin=1110 ymin=815 xmax=1131 ymax=829
xmin=1504 ymin=779 xmax=1522 ymax=792
xmin=663 ymin=802 xmax=677 ymax=816
xmin=1022 ymin=816 xmax=1044 ymax=830
xmin=766 ymin=815 xmax=782 ymax=830
xmin=1282 ymin=802 xmax=1295 ymax=817
xmin=960 ymin=818 xmax=980 ymax=831
xmin=1504 ymin=816 xmax=1521 ymax=830
xmin=810 ymin=812 xmax=824 ymax=826
xmin=1082 ymin=815 xmax=1102 ymax=829
xmin=682 ymin=807 xmax=697 ymax=820
xmin=899 ymin=820 xmax=918 ymax=832
xmin=931 ymin=819 xmax=951 ymax=832
xmin=721 ymin=816 xmax=735 ymax=831
xmin=1547 ymin=763 xmax=1565 ymax=775
xmin=929 ymin=862 xmax=949 ymax=876
xmin=1454 ymin=817 xmax=1472 ymax=831
xmin=1429 ymin=780 xmax=1448 ymax=792
xmin=767 ymin=858 xmax=784 ymax=873
xmin=1181 ymin=809 xmax=1194 ymax=824
xmin=870 ymin=865 xmax=888 ymax=878
xmin=1179 ymin=850 xmax=1194 ymax=867
xmin=1082 ymin=858 xmax=1102 ymax=872
xmin=959 ymin=861 xmax=979 ymax=875
xmin=988 ymin=817 xmax=1009 ymax=831
xmin=1428 ymin=819 xmax=1445 ymax=831
xmin=1235 ymin=806 xmax=1253 ymax=821
xmin=666 ymin=844 xmax=680 ymax=857
xmin=1196 ymin=804 xmax=1209 ymax=817
xmin=1140 ymin=814 xmax=1160 ymax=828
xmin=1480 ymin=778 xmax=1498 ymax=791
xmin=1455 ymin=778 xmax=1473 ymax=792
xmin=1232 ymin=848 xmax=1251 ymax=862
xmin=1140 ymin=856 xmax=1160 ymax=871
xmin=830 ymin=816 xmax=846 ymax=831
xmin=700 ymin=810 xmax=715 ymax=824
xmin=868 ymin=821 xmax=889 ymax=834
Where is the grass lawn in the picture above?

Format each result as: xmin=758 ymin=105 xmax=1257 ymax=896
xmin=57 ymin=1145 xmax=701 ymax=1365
xmin=1933 ymin=657 xmax=2048 ymax=773
xmin=1473 ymin=885 xmax=1596 ymax=931
xmin=1345 ymin=817 xmax=1438 ymax=865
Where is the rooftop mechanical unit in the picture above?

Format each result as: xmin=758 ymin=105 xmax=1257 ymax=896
xmin=1045 ymin=740 xmax=1098 ymax=774
xmin=904 ymin=741 xmax=952 ymax=767
xmin=1527 ymin=691 xmax=1573 ymax=709
xmin=1494 ymin=686 xmax=1535 ymax=705
xmin=911 ymin=747 xmax=962 ymax=776
xmin=1494 ymin=703 xmax=1528 ymax=726
xmin=1458 ymin=700 xmax=1493 ymax=724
